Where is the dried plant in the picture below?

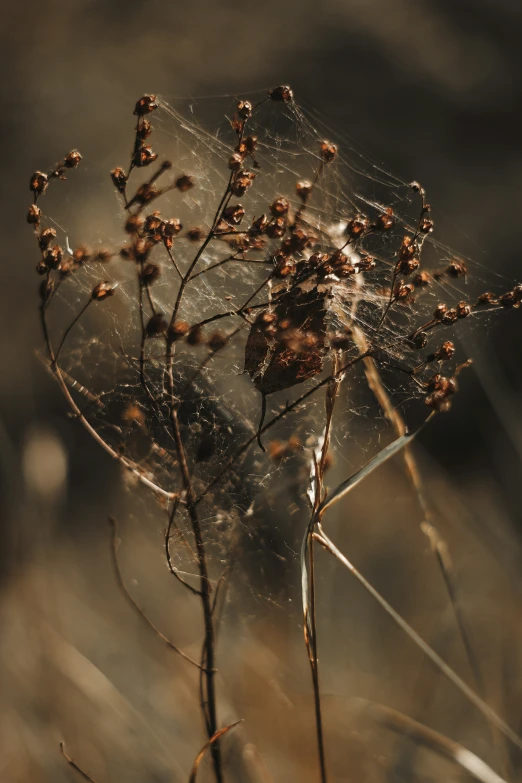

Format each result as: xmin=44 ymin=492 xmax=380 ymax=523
xmin=29 ymin=86 xmax=522 ymax=782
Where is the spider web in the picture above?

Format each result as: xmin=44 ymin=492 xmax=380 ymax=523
xmin=35 ymin=85 xmax=517 ymax=674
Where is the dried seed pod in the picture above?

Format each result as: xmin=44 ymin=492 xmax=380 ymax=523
xmin=175 ymin=174 xmax=195 ymax=192
xmin=270 ymin=198 xmax=290 ymax=217
xmin=64 ymin=150 xmax=82 ymax=169
xmin=38 ymin=227 xmax=57 ymax=249
xmin=134 ymin=95 xmax=158 ymax=116
xmin=186 ymin=226 xmax=205 ymax=242
xmin=228 ymin=153 xmax=244 ymax=172
xmin=394 ymin=282 xmax=414 ymax=300
xmin=250 ymin=214 xmax=269 ymax=234
xmin=164 ymin=218 xmax=183 ymax=236
xmin=222 ymin=204 xmax=245 ymax=226
xmin=296 ymin=180 xmax=313 ymax=201
xmin=476 ymin=292 xmax=497 ymax=305
xmin=245 ymin=287 xmax=328 ymax=394
xmin=266 ymin=217 xmax=287 ymax=238
xmin=269 ymin=85 xmax=294 ymax=102
xmin=30 ymin=171 xmax=48 ymax=196
xmin=125 ymin=214 xmax=144 ymax=234
xmin=420 ymin=217 xmax=434 ymax=233
xmin=168 ymin=320 xmax=190 ymax=341
xmin=237 ymin=100 xmax=252 ymax=119
xmin=346 ymin=215 xmax=369 ymax=238
xmin=44 ymin=245 xmax=63 ymax=269
xmin=437 ymin=340 xmax=455 ymax=360
xmin=111 ymin=167 xmax=128 ymax=193
xmin=36 ymin=260 xmax=48 ymax=275
xmin=442 ymin=308 xmax=458 ymax=325
xmin=413 ymin=271 xmax=430 ymax=287
xmin=356 ymin=255 xmax=376 ymax=272
xmin=135 ymin=183 xmax=158 ymax=205
xmin=145 ymin=313 xmax=167 ymax=337
xmin=92 ymin=281 xmax=115 ymax=301
xmin=134 ymin=145 xmax=158 ymax=167
xmin=446 ymin=260 xmax=467 ymax=278
xmin=513 ymin=284 xmax=522 ymax=302
xmin=207 ymin=331 xmax=227 ymax=351
xmin=413 ymin=331 xmax=429 ymax=349
xmin=231 ymin=170 xmax=255 ymax=196
xmin=186 ymin=324 xmax=203 ymax=345
xmin=397 ymin=256 xmax=420 ymax=275
xmin=27 ymin=204 xmax=42 ymax=224
xmin=456 ymin=301 xmax=471 ymax=318
xmin=93 ymin=248 xmax=113 ymax=263
xmin=500 ymin=291 xmax=517 ymax=308
xmin=320 ymin=141 xmax=337 ymax=163
xmin=375 ymin=209 xmax=394 ymax=230
xmin=140 ymin=263 xmax=161 ymax=285
xmin=144 ymin=212 xmax=163 ymax=234
xmin=433 ymin=303 xmax=447 ymax=321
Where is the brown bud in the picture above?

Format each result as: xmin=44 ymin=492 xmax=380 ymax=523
xmin=413 ymin=271 xmax=430 ymax=287
xmin=394 ymin=282 xmax=414 ymax=300
xmin=269 ymin=85 xmax=294 ymax=102
xmin=442 ymin=308 xmax=458 ymax=325
xmin=93 ymin=248 xmax=113 ymax=263
xmin=125 ymin=214 xmax=144 ymax=234
xmin=266 ymin=217 xmax=287 ymax=239
xmin=375 ymin=209 xmax=394 ymax=231
xmin=296 ymin=180 xmax=313 ymax=201
xmin=145 ymin=313 xmax=167 ymax=337
xmin=456 ymin=301 xmax=471 ymax=318
xmin=420 ymin=217 xmax=434 ymax=234
xmin=64 ymin=150 xmax=82 ymax=169
xmin=438 ymin=340 xmax=455 ymax=360
xmin=433 ymin=304 xmax=447 ymax=321
xmin=270 ymin=198 xmax=290 ymax=217
xmin=186 ymin=226 xmax=205 ymax=242
xmin=237 ymin=100 xmax=252 ymax=119
xmin=135 ymin=183 xmax=158 ymax=205
xmin=207 ymin=331 xmax=227 ymax=351
xmin=134 ymin=95 xmax=158 ymax=116
xmin=38 ymin=227 xmax=57 ymax=249
xmin=413 ymin=331 xmax=428 ymax=349
xmin=134 ymin=145 xmax=158 ymax=167
xmin=92 ymin=281 xmax=115 ymax=301
xmin=36 ymin=260 xmax=48 ymax=275
xmin=446 ymin=260 xmax=467 ymax=278
xmin=140 ymin=263 xmax=161 ymax=285
xmin=186 ymin=324 xmax=204 ymax=345
xmin=513 ymin=284 xmax=522 ymax=302
xmin=30 ymin=171 xmax=48 ymax=196
xmin=477 ymin=292 xmax=497 ymax=305
xmin=164 ymin=218 xmax=182 ymax=237
xmin=168 ymin=320 xmax=190 ymax=341
xmin=500 ymin=291 xmax=517 ymax=308
xmin=228 ymin=153 xmax=244 ymax=171
xmin=44 ymin=245 xmax=63 ymax=269
xmin=222 ymin=204 xmax=245 ymax=226
xmin=320 ymin=141 xmax=337 ymax=163
xmin=110 ymin=167 xmax=128 ymax=193
xmin=27 ymin=204 xmax=42 ymax=224
xmin=346 ymin=215 xmax=369 ymax=238
xmin=175 ymin=174 xmax=195 ymax=192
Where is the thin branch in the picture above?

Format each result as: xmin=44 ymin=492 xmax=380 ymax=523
xmin=188 ymin=720 xmax=242 ymax=783
xmin=109 ymin=517 xmax=207 ymax=671
xmin=60 ymin=743 xmax=99 ymax=783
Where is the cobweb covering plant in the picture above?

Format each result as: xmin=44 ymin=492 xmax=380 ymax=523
xmin=28 ymin=86 xmax=522 ymax=783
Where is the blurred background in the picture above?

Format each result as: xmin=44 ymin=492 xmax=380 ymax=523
xmin=2 ymin=1 xmax=522 ymax=781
